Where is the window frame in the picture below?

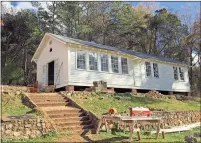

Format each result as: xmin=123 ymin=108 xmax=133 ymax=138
xmin=111 ymin=56 xmax=119 ymax=73
xmin=76 ymin=50 xmax=86 ymax=70
xmin=121 ymin=57 xmax=128 ymax=74
xmin=173 ymin=66 xmax=179 ymax=81
xmin=88 ymin=52 xmax=98 ymax=71
xmin=153 ymin=63 xmax=159 ymax=78
xmin=145 ymin=62 xmax=152 ymax=77
xmin=179 ymin=67 xmax=185 ymax=81
xmin=100 ymin=54 xmax=109 ymax=72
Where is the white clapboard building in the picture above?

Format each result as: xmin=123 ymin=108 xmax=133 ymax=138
xmin=32 ymin=33 xmax=190 ymax=95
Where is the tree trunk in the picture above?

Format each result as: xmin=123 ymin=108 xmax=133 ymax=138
xmin=52 ymin=2 xmax=56 ymax=34
xmin=189 ymin=45 xmax=193 ymax=91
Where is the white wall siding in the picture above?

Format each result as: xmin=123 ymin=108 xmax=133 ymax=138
xmin=133 ymin=60 xmax=143 ymax=87
xmin=138 ymin=62 xmax=190 ymax=92
xmin=37 ymin=38 xmax=68 ymax=89
xmin=67 ymin=47 xmax=190 ymax=92
xmin=68 ymin=47 xmax=134 ymax=88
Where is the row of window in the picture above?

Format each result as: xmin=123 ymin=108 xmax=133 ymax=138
xmin=77 ymin=50 xmax=129 ymax=74
xmin=145 ymin=62 xmax=185 ymax=81
xmin=77 ymin=51 xmax=185 ymax=80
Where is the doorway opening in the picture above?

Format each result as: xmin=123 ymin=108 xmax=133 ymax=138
xmin=48 ymin=61 xmax=54 ymax=85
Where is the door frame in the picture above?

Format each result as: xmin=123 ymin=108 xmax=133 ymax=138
xmin=47 ymin=60 xmax=55 ymax=85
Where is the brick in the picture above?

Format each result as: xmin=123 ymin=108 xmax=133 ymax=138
xmin=65 ymin=85 xmax=74 ymax=91
xmin=107 ymin=88 xmax=114 ymax=93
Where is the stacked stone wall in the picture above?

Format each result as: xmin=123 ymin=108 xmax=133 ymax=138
xmin=1 ymin=116 xmax=53 ymax=139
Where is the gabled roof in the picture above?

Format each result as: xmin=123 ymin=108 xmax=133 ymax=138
xmin=32 ymin=33 xmax=187 ymax=66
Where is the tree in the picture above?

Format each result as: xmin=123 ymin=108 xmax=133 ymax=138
xmin=1 ymin=10 xmax=43 ymax=85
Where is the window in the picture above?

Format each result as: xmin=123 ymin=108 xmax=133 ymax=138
xmin=101 ymin=54 xmax=108 ymax=72
xmin=145 ymin=62 xmax=151 ymax=77
xmin=179 ymin=67 xmax=184 ymax=81
xmin=77 ymin=50 xmax=86 ymax=69
xmin=173 ymin=67 xmax=178 ymax=80
xmin=89 ymin=52 xmax=98 ymax=70
xmin=121 ymin=58 xmax=128 ymax=74
xmin=153 ymin=63 xmax=159 ymax=78
xmin=111 ymin=56 xmax=119 ymax=73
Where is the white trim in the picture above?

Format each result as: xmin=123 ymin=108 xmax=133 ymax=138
xmin=145 ymin=61 xmax=152 ymax=78
xmin=76 ymin=49 xmax=87 ymax=70
xmin=31 ymin=33 xmax=48 ymax=62
xmin=88 ymin=52 xmax=98 ymax=71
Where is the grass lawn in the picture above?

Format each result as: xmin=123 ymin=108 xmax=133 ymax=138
xmin=2 ymin=93 xmax=33 ymax=116
xmin=3 ymin=127 xmax=200 ymax=142
xmin=88 ymin=127 xmax=201 ymax=142
xmin=69 ymin=93 xmax=200 ymax=117
xmin=2 ymin=130 xmax=57 ymax=143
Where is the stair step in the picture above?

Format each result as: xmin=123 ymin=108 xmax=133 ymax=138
xmin=32 ymin=99 xmax=66 ymax=103
xmin=58 ymin=128 xmax=96 ymax=135
xmin=53 ymin=116 xmax=90 ymax=122
xmin=33 ymin=100 xmax=67 ymax=104
xmin=55 ymin=120 xmax=91 ymax=126
xmin=36 ymin=102 xmax=68 ymax=107
xmin=46 ymin=109 xmax=81 ymax=114
xmin=28 ymin=93 xmax=60 ymax=95
xmin=29 ymin=96 xmax=65 ymax=99
xmin=56 ymin=124 xmax=94 ymax=130
xmin=49 ymin=112 xmax=86 ymax=118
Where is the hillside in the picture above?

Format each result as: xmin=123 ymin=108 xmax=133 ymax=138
xmin=66 ymin=92 xmax=200 ymax=118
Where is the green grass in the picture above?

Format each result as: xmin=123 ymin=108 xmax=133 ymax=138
xmin=88 ymin=127 xmax=201 ymax=142
xmin=70 ymin=93 xmax=200 ymax=117
xmin=2 ymin=130 xmax=57 ymax=143
xmin=2 ymin=93 xmax=33 ymax=116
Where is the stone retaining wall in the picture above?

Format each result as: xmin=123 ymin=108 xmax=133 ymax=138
xmin=61 ymin=91 xmax=200 ymax=130
xmin=2 ymin=85 xmax=28 ymax=95
xmin=1 ymin=115 xmax=54 ymax=139
xmin=152 ymin=110 xmax=201 ymax=129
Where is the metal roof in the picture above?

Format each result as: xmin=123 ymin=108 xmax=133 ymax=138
xmin=49 ymin=33 xmax=187 ymax=65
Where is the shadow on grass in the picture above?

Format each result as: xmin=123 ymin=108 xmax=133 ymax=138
xmin=81 ymin=135 xmax=128 ymax=143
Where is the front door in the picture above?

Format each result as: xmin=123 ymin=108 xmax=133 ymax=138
xmin=48 ymin=61 xmax=54 ymax=85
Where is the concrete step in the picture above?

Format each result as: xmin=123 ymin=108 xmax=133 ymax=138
xmin=53 ymin=116 xmax=90 ymax=122
xmin=46 ymin=109 xmax=82 ymax=114
xmin=49 ymin=112 xmax=86 ymax=119
xmin=36 ymin=102 xmax=69 ymax=107
xmin=55 ymin=120 xmax=92 ymax=126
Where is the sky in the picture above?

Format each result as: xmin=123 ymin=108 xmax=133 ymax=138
xmin=5 ymin=1 xmax=200 ymax=16
xmin=2 ymin=1 xmax=200 ymax=64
